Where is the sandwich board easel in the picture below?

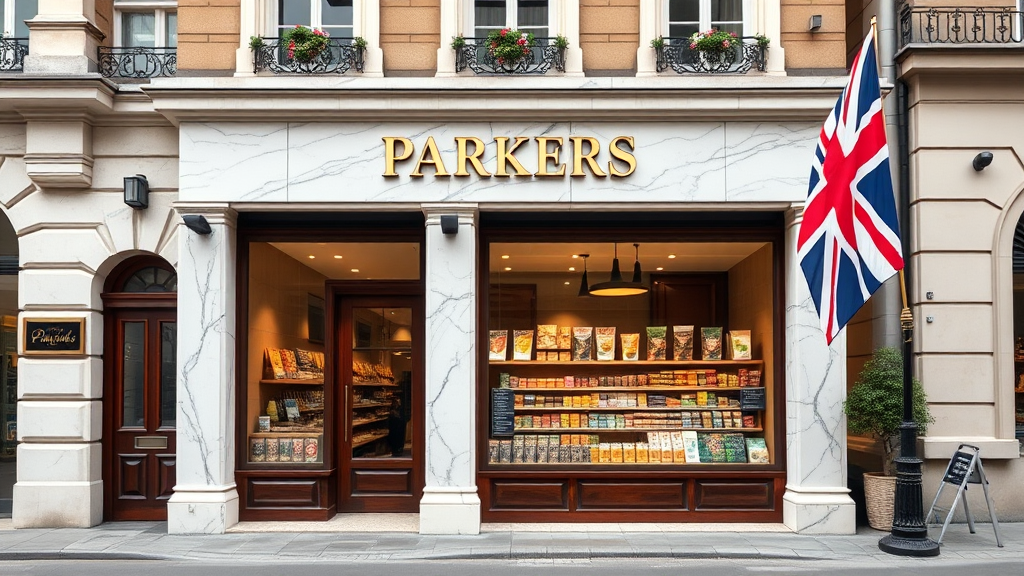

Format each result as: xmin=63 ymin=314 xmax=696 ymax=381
xmin=926 ymin=444 xmax=1002 ymax=547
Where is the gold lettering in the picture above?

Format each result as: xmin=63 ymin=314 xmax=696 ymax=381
xmin=570 ymin=137 xmax=607 ymax=178
xmin=382 ymin=137 xmax=414 ymax=177
xmin=494 ymin=136 xmax=531 ymax=177
xmin=535 ymin=137 xmax=565 ymax=177
xmin=608 ymin=136 xmax=637 ymax=177
xmin=454 ymin=137 xmax=491 ymax=177
xmin=411 ymin=136 xmax=450 ymax=178
xmin=30 ymin=327 xmax=76 ymax=346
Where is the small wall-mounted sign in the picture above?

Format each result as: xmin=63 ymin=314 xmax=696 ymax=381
xmin=22 ymin=318 xmax=85 ymax=356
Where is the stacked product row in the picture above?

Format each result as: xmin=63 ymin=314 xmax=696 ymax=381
xmin=487 ymin=431 xmax=770 ymax=464
xmin=513 ymin=410 xmax=755 ymax=430
xmin=499 ymin=369 xmax=762 ymax=389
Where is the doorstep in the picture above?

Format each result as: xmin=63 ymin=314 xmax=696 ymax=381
xmin=228 ymin=514 xmax=790 ymax=534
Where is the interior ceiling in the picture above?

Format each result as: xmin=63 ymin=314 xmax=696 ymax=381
xmin=269 ymin=242 xmax=420 ymax=280
xmin=488 ymin=242 xmax=768 ymax=273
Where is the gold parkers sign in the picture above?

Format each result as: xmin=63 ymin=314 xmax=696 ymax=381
xmin=382 ymin=136 xmax=636 ymax=178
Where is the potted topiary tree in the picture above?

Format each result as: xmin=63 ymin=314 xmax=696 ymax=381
xmin=844 ymin=346 xmax=933 ymax=531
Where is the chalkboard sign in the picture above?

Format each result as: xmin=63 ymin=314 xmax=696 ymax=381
xmin=491 ymin=388 xmax=515 ymax=437
xmin=740 ymin=387 xmax=766 ymax=410
xmin=22 ymin=318 xmax=85 ymax=356
xmin=942 ymin=450 xmax=981 ymax=485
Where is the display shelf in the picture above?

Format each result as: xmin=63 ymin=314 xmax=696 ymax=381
xmin=353 ymin=433 xmax=388 ymax=448
xmin=260 ymin=378 xmax=324 ymax=385
xmin=513 ymin=406 xmax=750 ymax=412
xmin=512 ymin=427 xmax=763 ymax=433
xmin=353 ymin=381 xmax=398 ymax=387
xmin=353 ymin=402 xmax=390 ymax=409
xmin=354 ymin=346 xmax=412 ymax=352
xmin=507 ymin=386 xmax=749 ymax=393
xmin=352 ymin=416 xmax=387 ymax=427
xmin=251 ymin=431 xmax=323 ymax=438
xmin=491 ymin=360 xmax=763 ymax=367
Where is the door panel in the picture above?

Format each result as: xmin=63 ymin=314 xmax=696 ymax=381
xmin=106 ymin=310 xmax=177 ymax=520
xmin=338 ymin=297 xmax=423 ymax=512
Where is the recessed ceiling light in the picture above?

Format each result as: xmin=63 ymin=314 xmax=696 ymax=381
xmin=564 ymin=281 xmax=571 ymax=285
xmin=351 ymin=268 xmax=360 ymax=273
xmin=501 ymin=254 xmax=510 ymax=259
xmin=504 ymin=267 xmax=512 ymax=271
xmin=656 ymin=267 xmax=664 ymax=271
xmin=569 ymin=267 xmax=575 ymax=272
xmin=572 ymin=254 xmax=579 ymax=259
xmin=334 ymin=255 xmax=342 ymax=259
xmin=668 ymin=254 xmax=676 ymax=259
xmin=308 ymin=255 xmax=315 ymax=259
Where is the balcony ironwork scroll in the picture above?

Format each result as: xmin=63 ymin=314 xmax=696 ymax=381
xmin=252 ymin=37 xmax=364 ymax=74
xmin=899 ymin=4 xmax=1024 ymax=49
xmin=454 ymin=37 xmax=566 ymax=75
xmin=655 ymin=37 xmax=767 ymax=74
xmin=98 ymin=47 xmax=177 ymax=78
xmin=0 ymin=37 xmax=28 ymax=72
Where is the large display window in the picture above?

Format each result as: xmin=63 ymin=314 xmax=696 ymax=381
xmin=479 ymin=219 xmax=784 ymax=521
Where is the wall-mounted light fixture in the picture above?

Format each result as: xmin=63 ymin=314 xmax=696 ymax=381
xmin=123 ymin=175 xmax=149 ymax=209
xmin=808 ymin=15 xmax=822 ymax=32
xmin=973 ymin=151 xmax=994 ymax=171
xmin=440 ymin=215 xmax=459 ymax=235
xmin=182 ymin=214 xmax=212 ymax=235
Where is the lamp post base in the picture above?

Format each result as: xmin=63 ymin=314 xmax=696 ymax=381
xmin=878 ymin=534 xmax=940 ymax=557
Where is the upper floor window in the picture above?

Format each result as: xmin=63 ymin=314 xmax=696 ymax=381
xmin=278 ymin=0 xmax=353 ymax=37
xmin=666 ymin=0 xmax=744 ymax=38
xmin=473 ymin=0 xmax=550 ymax=38
xmin=0 ymin=0 xmax=37 ymax=37
xmin=115 ymin=1 xmax=177 ymax=47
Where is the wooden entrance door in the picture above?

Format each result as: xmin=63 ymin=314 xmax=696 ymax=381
xmin=337 ymin=295 xmax=423 ymax=512
xmin=103 ymin=260 xmax=178 ymax=521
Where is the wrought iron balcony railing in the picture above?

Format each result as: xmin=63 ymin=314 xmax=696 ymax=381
xmin=98 ymin=47 xmax=176 ymax=78
xmin=899 ymin=4 xmax=1024 ymax=49
xmin=454 ymin=37 xmax=566 ymax=75
xmin=252 ymin=37 xmax=363 ymax=74
xmin=655 ymin=37 xmax=767 ymax=74
xmin=0 ymin=37 xmax=28 ymax=72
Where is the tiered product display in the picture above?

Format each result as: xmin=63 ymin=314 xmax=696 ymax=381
xmin=350 ymin=360 xmax=397 ymax=454
xmin=488 ymin=324 xmax=770 ymax=466
xmin=249 ymin=347 xmax=326 ymax=464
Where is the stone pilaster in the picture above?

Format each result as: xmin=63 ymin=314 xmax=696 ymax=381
xmin=419 ymin=204 xmax=480 ymax=535
xmin=166 ymin=204 xmax=239 ymax=534
xmin=23 ymin=0 xmax=105 ymax=75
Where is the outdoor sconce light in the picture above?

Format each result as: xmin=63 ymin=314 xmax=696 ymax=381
xmin=973 ymin=151 xmax=994 ymax=171
xmin=182 ymin=215 xmax=212 ymax=235
xmin=123 ymin=175 xmax=149 ymax=209
xmin=808 ymin=15 xmax=822 ymax=32
xmin=440 ymin=215 xmax=459 ymax=235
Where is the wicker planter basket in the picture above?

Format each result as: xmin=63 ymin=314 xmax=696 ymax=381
xmin=863 ymin=472 xmax=896 ymax=531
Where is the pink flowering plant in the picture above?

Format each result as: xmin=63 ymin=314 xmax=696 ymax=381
xmin=486 ymin=28 xmax=536 ymax=67
xmin=283 ymin=25 xmax=331 ymax=63
xmin=689 ymin=29 xmax=738 ymax=54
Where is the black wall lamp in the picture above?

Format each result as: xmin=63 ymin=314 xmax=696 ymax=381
xmin=973 ymin=151 xmax=994 ymax=171
xmin=440 ymin=215 xmax=459 ymax=235
xmin=182 ymin=215 xmax=212 ymax=235
xmin=123 ymin=175 xmax=149 ymax=209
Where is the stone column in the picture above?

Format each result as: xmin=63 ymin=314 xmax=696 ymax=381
xmin=360 ymin=0 xmax=385 ymax=77
xmin=759 ymin=0 xmax=785 ymax=75
xmin=782 ymin=206 xmax=856 ymax=534
xmin=435 ymin=0 xmax=460 ymax=77
xmin=560 ymin=0 xmax=583 ymax=77
xmin=167 ymin=205 xmax=239 ymax=534
xmin=419 ymin=204 xmax=480 ymax=535
xmin=235 ymin=0 xmax=258 ymax=76
xmin=635 ymin=0 xmax=660 ymax=77
xmin=23 ymin=0 xmax=105 ymax=74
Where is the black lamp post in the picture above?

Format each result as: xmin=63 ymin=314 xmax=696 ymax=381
xmin=878 ymin=272 xmax=939 ymax=556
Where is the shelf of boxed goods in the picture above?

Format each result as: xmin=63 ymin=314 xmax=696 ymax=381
xmin=352 ymin=432 xmax=389 ymax=449
xmin=490 ymin=360 xmax=763 ymax=367
xmin=512 ymin=427 xmax=763 ymax=433
xmin=260 ymin=378 xmax=324 ymax=385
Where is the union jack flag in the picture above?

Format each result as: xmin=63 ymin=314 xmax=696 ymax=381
xmin=797 ymin=32 xmax=903 ymax=345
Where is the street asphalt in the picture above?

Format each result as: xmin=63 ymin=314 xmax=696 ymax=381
xmin=0 ymin=520 xmax=1015 ymax=568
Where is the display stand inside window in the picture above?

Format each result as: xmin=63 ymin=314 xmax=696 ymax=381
xmin=248 ymin=347 xmax=325 ymax=464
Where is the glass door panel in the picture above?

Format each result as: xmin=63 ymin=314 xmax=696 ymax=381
xmin=351 ymin=306 xmax=413 ymax=459
xmin=121 ymin=321 xmax=146 ymax=428
xmin=159 ymin=322 xmax=176 ymax=428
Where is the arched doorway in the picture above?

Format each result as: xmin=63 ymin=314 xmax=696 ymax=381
xmin=1012 ymin=218 xmax=1024 ymax=441
xmin=102 ymin=256 xmax=177 ymax=521
xmin=0 ymin=209 xmax=17 ymax=519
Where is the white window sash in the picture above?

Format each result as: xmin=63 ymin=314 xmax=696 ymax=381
xmin=465 ymin=1 xmax=556 ymax=38
xmin=662 ymin=0 xmax=752 ymax=38
xmin=113 ymin=5 xmax=177 ymax=48
xmin=268 ymin=0 xmax=358 ymax=38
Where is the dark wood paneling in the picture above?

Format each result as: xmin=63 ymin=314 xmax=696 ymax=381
xmin=694 ymin=480 xmax=773 ymax=510
xmin=157 ymin=455 xmax=176 ymax=500
xmin=118 ymin=455 xmax=145 ymax=498
xmin=577 ymin=481 xmax=687 ymax=510
xmin=351 ymin=469 xmax=411 ymax=494
xmin=247 ymin=479 xmax=321 ymax=508
xmin=492 ymin=481 xmax=568 ymax=510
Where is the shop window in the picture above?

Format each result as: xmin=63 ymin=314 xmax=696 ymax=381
xmin=471 ymin=0 xmax=551 ymax=38
xmin=115 ymin=2 xmax=177 ymax=47
xmin=276 ymin=0 xmax=353 ymax=37
xmin=665 ymin=0 xmax=746 ymax=39
xmin=484 ymin=239 xmax=777 ymax=470
xmin=0 ymin=0 xmax=37 ymax=37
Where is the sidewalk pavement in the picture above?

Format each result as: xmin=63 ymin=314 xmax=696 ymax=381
xmin=0 ymin=518 xmax=1015 ymax=565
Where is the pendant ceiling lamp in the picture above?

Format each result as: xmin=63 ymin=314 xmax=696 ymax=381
xmin=576 ymin=254 xmax=591 ymax=297
xmin=588 ymin=243 xmax=649 ymax=297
